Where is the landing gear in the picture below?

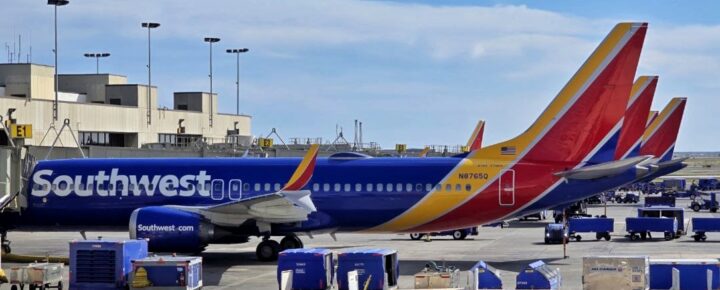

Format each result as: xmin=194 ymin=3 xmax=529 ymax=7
xmin=1 ymin=231 xmax=10 ymax=254
xmin=256 ymin=238 xmax=281 ymax=262
xmin=280 ymin=234 xmax=304 ymax=250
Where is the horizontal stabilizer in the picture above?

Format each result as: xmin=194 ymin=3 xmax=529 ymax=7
xmin=554 ymin=155 xmax=651 ymax=180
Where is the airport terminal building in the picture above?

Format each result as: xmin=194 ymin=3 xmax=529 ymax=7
xmin=0 ymin=63 xmax=252 ymax=148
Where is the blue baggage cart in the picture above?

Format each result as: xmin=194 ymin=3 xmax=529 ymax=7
xmin=468 ymin=260 xmax=502 ymax=289
xmin=129 ymin=256 xmax=202 ymax=290
xmin=277 ymin=248 xmax=334 ymax=290
xmin=515 ymin=260 xmax=561 ymax=290
xmin=649 ymin=259 xmax=720 ymax=290
xmin=568 ymin=217 xmax=614 ymax=241
xmin=645 ymin=196 xmax=676 ymax=207
xmin=336 ymin=248 xmax=398 ymax=290
xmin=626 ymin=217 xmax=677 ymax=241
xmin=637 ymin=207 xmax=685 ymax=236
xmin=691 ymin=217 xmax=720 ymax=242
xmin=69 ymin=239 xmax=148 ymax=290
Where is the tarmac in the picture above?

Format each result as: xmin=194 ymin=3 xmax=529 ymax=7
xmin=2 ymin=197 xmax=719 ymax=289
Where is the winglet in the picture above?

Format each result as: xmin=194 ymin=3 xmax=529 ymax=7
xmin=283 ymin=144 xmax=320 ymax=191
xmin=467 ymin=120 xmax=485 ymax=151
xmin=418 ymin=147 xmax=431 ymax=157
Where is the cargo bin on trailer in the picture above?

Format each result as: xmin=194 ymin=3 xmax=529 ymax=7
xmin=69 ymin=239 xmax=148 ymax=290
xmin=626 ymin=217 xmax=677 ymax=241
xmin=637 ymin=207 xmax=685 ymax=236
xmin=649 ymin=258 xmax=720 ymax=290
xmin=691 ymin=217 xmax=720 ymax=241
xmin=277 ymin=248 xmax=334 ymax=290
xmin=568 ymin=217 xmax=614 ymax=241
xmin=467 ymin=260 xmax=502 ymax=289
xmin=582 ymin=256 xmax=649 ymax=290
xmin=515 ymin=260 xmax=561 ymax=290
xmin=129 ymin=256 xmax=202 ymax=290
xmin=336 ymin=248 xmax=398 ymax=290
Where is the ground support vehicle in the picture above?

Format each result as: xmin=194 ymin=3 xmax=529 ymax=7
xmin=626 ymin=217 xmax=677 ymax=241
xmin=568 ymin=217 xmax=614 ymax=241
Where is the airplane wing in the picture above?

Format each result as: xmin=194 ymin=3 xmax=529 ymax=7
xmin=554 ymin=155 xmax=651 ymax=180
xmin=167 ymin=144 xmax=320 ymax=227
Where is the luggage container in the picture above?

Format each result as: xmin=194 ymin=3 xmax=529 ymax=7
xmin=691 ymin=217 xmax=720 ymax=241
xmin=637 ymin=207 xmax=685 ymax=236
xmin=467 ymin=260 xmax=502 ymax=289
xmin=515 ymin=260 xmax=561 ymax=290
xmin=645 ymin=196 xmax=676 ymax=207
xmin=582 ymin=256 xmax=649 ymax=290
xmin=336 ymin=248 xmax=398 ymax=290
xmin=626 ymin=217 xmax=677 ymax=241
xmin=568 ymin=217 xmax=614 ymax=241
xmin=649 ymin=259 xmax=720 ymax=290
xmin=69 ymin=239 xmax=148 ymax=290
xmin=9 ymin=263 xmax=64 ymax=290
xmin=129 ymin=256 xmax=202 ymax=290
xmin=413 ymin=261 xmax=459 ymax=289
xmin=276 ymin=248 xmax=334 ymax=290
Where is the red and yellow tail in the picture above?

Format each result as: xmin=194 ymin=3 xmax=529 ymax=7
xmin=641 ymin=98 xmax=687 ymax=162
xmin=466 ymin=120 xmax=485 ymax=151
xmin=614 ymin=76 xmax=657 ymax=160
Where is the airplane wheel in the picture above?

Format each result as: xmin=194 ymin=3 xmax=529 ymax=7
xmin=280 ymin=234 xmax=303 ymax=250
xmin=256 ymin=240 xmax=280 ymax=261
xmin=452 ymin=230 xmax=467 ymax=240
xmin=410 ymin=233 xmax=423 ymax=240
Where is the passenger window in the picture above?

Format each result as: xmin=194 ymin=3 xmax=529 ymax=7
xmin=406 ymin=183 xmax=412 ymax=192
xmin=455 ymin=184 xmax=461 ymax=192
xmin=254 ymin=183 xmax=261 ymax=192
xmin=204 ymin=182 xmax=210 ymax=192
xmin=313 ymin=183 xmax=320 ymax=191
xmin=243 ymin=183 xmax=250 ymax=192
xmin=396 ymin=183 xmax=403 ymax=192
xmin=323 ymin=183 xmax=330 ymax=192
xmin=465 ymin=184 xmax=472 ymax=192
xmin=445 ymin=184 xmax=452 ymax=191
xmin=435 ymin=184 xmax=442 ymax=191
xmin=334 ymin=184 xmax=341 ymax=192
xmin=387 ymin=184 xmax=394 ymax=192
xmin=425 ymin=184 xmax=433 ymax=192
xmin=355 ymin=184 xmax=362 ymax=192
xmin=377 ymin=183 xmax=384 ymax=192
xmin=274 ymin=183 xmax=281 ymax=191
xmin=367 ymin=184 xmax=374 ymax=192
xmin=416 ymin=184 xmax=423 ymax=192
xmin=344 ymin=184 xmax=351 ymax=192
xmin=264 ymin=183 xmax=271 ymax=191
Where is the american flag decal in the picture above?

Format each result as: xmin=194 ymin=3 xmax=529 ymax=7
xmin=500 ymin=146 xmax=516 ymax=155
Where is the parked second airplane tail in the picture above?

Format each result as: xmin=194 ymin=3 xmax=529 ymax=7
xmin=641 ymin=97 xmax=687 ymax=162
xmin=467 ymin=120 xmax=485 ymax=151
xmin=615 ymin=76 xmax=658 ymax=160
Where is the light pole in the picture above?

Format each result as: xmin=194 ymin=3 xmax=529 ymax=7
xmin=204 ymin=37 xmax=220 ymax=127
xmin=141 ymin=22 xmax=160 ymax=125
xmin=226 ymin=48 xmax=249 ymax=115
xmin=48 ymin=0 xmax=69 ymax=122
xmin=83 ymin=53 xmax=110 ymax=74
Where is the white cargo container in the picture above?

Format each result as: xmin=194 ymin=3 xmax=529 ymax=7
xmin=582 ymin=256 xmax=649 ymax=290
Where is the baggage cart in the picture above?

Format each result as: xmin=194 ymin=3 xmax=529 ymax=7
xmin=568 ymin=217 xmax=614 ymax=241
xmin=70 ymin=239 xmax=148 ymax=290
xmin=637 ymin=207 xmax=685 ymax=236
xmin=626 ymin=217 xmax=677 ymax=241
xmin=277 ymin=248 xmax=334 ymax=290
xmin=468 ymin=260 xmax=502 ymax=289
xmin=516 ymin=260 xmax=561 ymax=290
xmin=336 ymin=248 xmax=398 ymax=290
xmin=691 ymin=217 xmax=720 ymax=241
xmin=9 ymin=262 xmax=64 ymax=290
xmin=645 ymin=195 xmax=676 ymax=207
xmin=129 ymin=256 xmax=202 ymax=290
xmin=582 ymin=256 xmax=649 ymax=290
xmin=649 ymin=258 xmax=720 ymax=290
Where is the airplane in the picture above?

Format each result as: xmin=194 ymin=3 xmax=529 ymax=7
xmin=634 ymin=97 xmax=688 ymax=182
xmin=0 ymin=22 xmax=649 ymax=261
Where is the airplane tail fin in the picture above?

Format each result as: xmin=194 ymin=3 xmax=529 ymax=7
xmin=640 ymin=98 xmax=687 ymax=162
xmin=467 ymin=120 xmax=485 ymax=151
xmin=647 ymin=110 xmax=659 ymax=126
xmin=614 ymin=76 xmax=657 ymax=160
xmin=472 ymin=23 xmax=647 ymax=164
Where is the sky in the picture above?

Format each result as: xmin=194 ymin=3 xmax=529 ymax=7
xmin=1 ymin=0 xmax=718 ymax=151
